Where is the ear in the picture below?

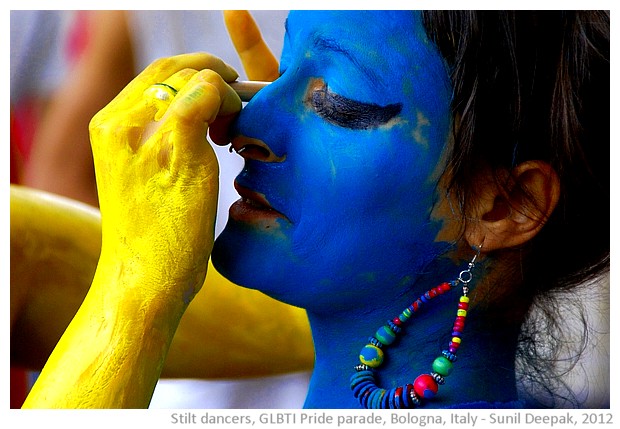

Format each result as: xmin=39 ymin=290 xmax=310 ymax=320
xmin=465 ymin=160 xmax=561 ymax=251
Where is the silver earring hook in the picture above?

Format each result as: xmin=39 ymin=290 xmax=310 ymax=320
xmin=457 ymin=243 xmax=483 ymax=295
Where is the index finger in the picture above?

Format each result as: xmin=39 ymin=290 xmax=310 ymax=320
xmin=223 ymin=11 xmax=280 ymax=81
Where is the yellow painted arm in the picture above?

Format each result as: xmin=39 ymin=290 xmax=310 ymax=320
xmin=11 ymin=185 xmax=313 ymax=382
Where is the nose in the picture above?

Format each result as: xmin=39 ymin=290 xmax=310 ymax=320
xmin=213 ymin=78 xmax=292 ymax=164
xmin=229 ymin=135 xmax=286 ymax=163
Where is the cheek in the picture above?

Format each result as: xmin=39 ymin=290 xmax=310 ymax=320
xmin=288 ymin=122 xmax=446 ymax=260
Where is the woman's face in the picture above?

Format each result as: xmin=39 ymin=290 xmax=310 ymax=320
xmin=212 ymin=11 xmax=453 ymax=312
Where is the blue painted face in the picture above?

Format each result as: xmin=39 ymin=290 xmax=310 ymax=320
xmin=212 ymin=11 xmax=453 ymax=312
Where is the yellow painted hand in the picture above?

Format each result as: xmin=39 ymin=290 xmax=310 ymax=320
xmin=23 ymin=53 xmax=243 ymax=408
xmin=90 ymin=53 xmax=241 ymax=304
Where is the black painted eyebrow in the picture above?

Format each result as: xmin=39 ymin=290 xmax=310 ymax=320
xmin=311 ymin=85 xmax=402 ymax=130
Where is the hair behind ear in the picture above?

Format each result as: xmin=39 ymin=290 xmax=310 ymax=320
xmin=423 ymin=10 xmax=609 ymax=288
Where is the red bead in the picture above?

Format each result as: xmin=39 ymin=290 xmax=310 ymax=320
xmin=449 ymin=341 xmax=461 ymax=350
xmin=404 ymin=384 xmax=415 ymax=407
xmin=392 ymin=317 xmax=402 ymax=326
xmin=458 ymin=302 xmax=469 ymax=310
xmin=429 ymin=289 xmax=438 ymax=298
xmin=455 ymin=316 xmax=466 ymax=324
xmin=413 ymin=374 xmax=438 ymax=399
xmin=437 ymin=282 xmax=451 ymax=293
xmin=394 ymin=386 xmax=404 ymax=405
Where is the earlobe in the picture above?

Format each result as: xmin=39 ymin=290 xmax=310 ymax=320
xmin=465 ymin=161 xmax=561 ymax=251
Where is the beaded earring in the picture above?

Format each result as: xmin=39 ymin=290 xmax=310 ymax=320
xmin=350 ymin=245 xmax=482 ymax=409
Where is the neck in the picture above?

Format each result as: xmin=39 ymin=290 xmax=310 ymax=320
xmin=303 ymin=277 xmax=521 ymax=409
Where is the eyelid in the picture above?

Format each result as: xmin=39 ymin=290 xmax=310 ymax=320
xmin=306 ymin=79 xmax=402 ymax=130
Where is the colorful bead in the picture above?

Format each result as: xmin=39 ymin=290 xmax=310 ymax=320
xmin=413 ymin=374 xmax=438 ymax=399
xmin=376 ymin=325 xmax=396 ymax=345
xmin=350 ymin=254 xmax=480 ymax=409
xmin=359 ymin=344 xmax=384 ymax=367
xmin=432 ymin=356 xmax=454 ymax=376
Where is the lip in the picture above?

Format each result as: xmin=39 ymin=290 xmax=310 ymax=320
xmin=229 ymin=181 xmax=290 ymax=223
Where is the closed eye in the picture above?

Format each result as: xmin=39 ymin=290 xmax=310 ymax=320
xmin=307 ymin=79 xmax=402 ymax=130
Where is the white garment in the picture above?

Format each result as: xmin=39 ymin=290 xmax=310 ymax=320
xmin=150 ymin=372 xmax=311 ymax=409
xmin=128 ymin=11 xmax=289 ymax=237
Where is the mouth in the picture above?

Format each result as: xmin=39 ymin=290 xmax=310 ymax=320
xmin=229 ymin=181 xmax=290 ymax=224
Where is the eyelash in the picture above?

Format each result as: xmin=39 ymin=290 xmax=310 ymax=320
xmin=309 ymin=84 xmax=402 ymax=130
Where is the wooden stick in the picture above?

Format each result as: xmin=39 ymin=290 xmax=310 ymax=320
xmin=230 ymin=80 xmax=271 ymax=102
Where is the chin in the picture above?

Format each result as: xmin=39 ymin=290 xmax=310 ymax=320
xmin=211 ymin=224 xmax=291 ymax=296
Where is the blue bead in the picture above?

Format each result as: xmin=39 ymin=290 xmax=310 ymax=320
xmin=353 ymin=380 xmax=376 ymax=398
xmin=360 ymin=387 xmax=373 ymax=408
xmin=402 ymin=385 xmax=413 ymax=408
xmin=386 ymin=388 xmax=398 ymax=409
xmin=381 ymin=388 xmax=393 ymax=408
xmin=368 ymin=388 xmax=384 ymax=409
xmin=368 ymin=337 xmax=383 ymax=348
xmin=350 ymin=371 xmax=375 ymax=388
xmin=442 ymin=350 xmax=458 ymax=362
xmin=387 ymin=320 xmax=402 ymax=334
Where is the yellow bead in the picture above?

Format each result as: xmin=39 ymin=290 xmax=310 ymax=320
xmin=451 ymin=337 xmax=461 ymax=344
xmin=460 ymin=296 xmax=470 ymax=303
xmin=457 ymin=309 xmax=467 ymax=317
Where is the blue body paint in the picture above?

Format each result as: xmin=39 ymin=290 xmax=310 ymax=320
xmin=213 ymin=11 xmax=452 ymax=310
xmin=212 ymin=11 xmax=520 ymax=408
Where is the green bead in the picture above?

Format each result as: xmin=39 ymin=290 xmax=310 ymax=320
xmin=432 ymin=356 xmax=453 ymax=376
xmin=360 ymin=344 xmax=384 ymax=368
xmin=375 ymin=325 xmax=396 ymax=345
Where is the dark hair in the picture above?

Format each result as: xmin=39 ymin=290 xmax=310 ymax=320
xmin=422 ymin=10 xmax=610 ymax=407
